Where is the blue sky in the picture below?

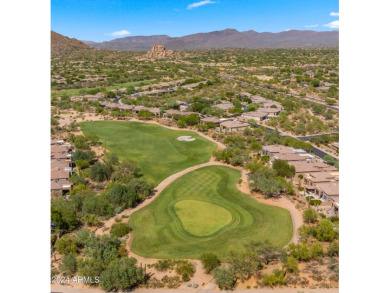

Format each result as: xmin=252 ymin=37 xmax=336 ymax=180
xmin=51 ymin=0 xmax=339 ymax=42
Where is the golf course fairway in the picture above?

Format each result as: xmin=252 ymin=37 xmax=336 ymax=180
xmin=130 ymin=165 xmax=293 ymax=260
xmin=79 ymin=121 xmax=217 ymax=184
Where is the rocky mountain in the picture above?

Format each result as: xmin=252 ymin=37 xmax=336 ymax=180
xmin=83 ymin=29 xmax=339 ymax=51
xmin=51 ymin=31 xmax=93 ymax=56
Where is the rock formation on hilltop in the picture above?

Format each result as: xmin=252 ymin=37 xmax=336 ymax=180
xmin=146 ymin=45 xmax=174 ymax=59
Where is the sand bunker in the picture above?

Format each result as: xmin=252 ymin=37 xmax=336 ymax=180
xmin=177 ymin=136 xmax=195 ymax=142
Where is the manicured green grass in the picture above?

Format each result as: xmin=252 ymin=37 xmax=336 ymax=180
xmin=174 ymin=200 xmax=232 ymax=237
xmin=130 ymin=166 xmax=293 ymax=260
xmin=79 ymin=121 xmax=217 ymax=185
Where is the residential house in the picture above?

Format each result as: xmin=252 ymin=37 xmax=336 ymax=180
xmin=132 ymin=106 xmax=161 ymax=116
xmin=51 ymin=180 xmax=72 ymax=197
xmin=219 ymin=120 xmax=251 ymax=133
xmin=272 ymin=153 xmax=314 ymax=163
xmin=259 ymin=107 xmax=282 ymax=117
xmin=200 ymin=116 xmax=223 ymax=125
xmin=214 ymin=102 xmax=234 ymax=111
xmin=303 ymin=172 xmax=339 ymax=197
xmin=289 ymin=160 xmax=339 ymax=175
xmin=262 ymin=145 xmax=296 ymax=157
xmin=241 ymin=110 xmax=269 ymax=121
xmin=51 ymin=159 xmax=72 ymax=173
xmin=51 ymin=169 xmax=70 ymax=181
xmin=315 ymin=181 xmax=339 ymax=216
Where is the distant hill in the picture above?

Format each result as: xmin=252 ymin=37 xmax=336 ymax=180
xmin=51 ymin=31 xmax=93 ymax=56
xmin=83 ymin=29 xmax=339 ymax=51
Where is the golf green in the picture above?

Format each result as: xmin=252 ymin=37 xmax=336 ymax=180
xmin=130 ymin=165 xmax=293 ymax=260
xmin=174 ymin=200 xmax=233 ymax=237
xmin=79 ymin=121 xmax=217 ymax=185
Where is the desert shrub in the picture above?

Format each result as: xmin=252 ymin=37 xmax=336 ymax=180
xmin=262 ymin=269 xmax=286 ymax=287
xmin=327 ymin=241 xmax=339 ymax=257
xmin=55 ymin=235 xmax=80 ymax=255
xmin=175 ymin=260 xmax=195 ymax=277
xmin=99 ymin=257 xmax=145 ymax=290
xmin=310 ymin=242 xmax=325 ymax=259
xmin=59 ymin=253 xmax=77 ymax=275
xmin=110 ymin=222 xmax=131 ymax=237
xmin=154 ymin=259 xmax=175 ymax=272
xmin=212 ymin=267 xmax=236 ymax=290
xmin=303 ymin=208 xmax=318 ymax=223
xmin=314 ymin=219 xmax=338 ymax=242
xmin=200 ymin=252 xmax=221 ymax=273
xmin=182 ymin=273 xmax=190 ymax=282
xmin=284 ymin=256 xmax=299 ymax=274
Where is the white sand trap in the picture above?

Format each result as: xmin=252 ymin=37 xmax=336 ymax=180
xmin=177 ymin=136 xmax=196 ymax=142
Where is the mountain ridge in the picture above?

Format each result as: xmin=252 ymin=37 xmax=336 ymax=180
xmin=51 ymin=31 xmax=93 ymax=56
xmin=81 ymin=28 xmax=339 ymax=51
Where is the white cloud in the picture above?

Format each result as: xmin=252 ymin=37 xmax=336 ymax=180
xmin=324 ymin=20 xmax=339 ymax=29
xmin=304 ymin=24 xmax=319 ymax=28
xmin=109 ymin=30 xmax=131 ymax=36
xmin=187 ymin=0 xmax=216 ymax=10
xmin=330 ymin=12 xmax=339 ymax=17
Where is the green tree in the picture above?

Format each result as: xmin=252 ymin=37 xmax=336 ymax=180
xmin=185 ymin=114 xmax=200 ymax=126
xmin=89 ymin=162 xmax=112 ymax=182
xmin=175 ymin=260 xmax=195 ymax=277
xmin=262 ymin=269 xmax=286 ymax=287
xmin=284 ymin=256 xmax=299 ymax=274
xmin=137 ymin=110 xmax=153 ymax=120
xmin=85 ymin=234 xmax=120 ymax=266
xmin=200 ymin=253 xmax=221 ymax=273
xmin=99 ymin=257 xmax=145 ymax=290
xmin=59 ymin=253 xmax=77 ymax=275
xmin=110 ymin=222 xmax=132 ymax=237
xmin=75 ymin=159 xmax=89 ymax=169
xmin=327 ymin=241 xmax=339 ymax=257
xmin=287 ymin=243 xmax=311 ymax=262
xmin=55 ymin=236 xmax=80 ymax=255
xmin=311 ymin=242 xmax=324 ymax=259
xmin=272 ymin=159 xmax=295 ymax=177
xmin=72 ymin=150 xmax=95 ymax=163
xmin=323 ymin=155 xmax=336 ymax=165
xmin=105 ymin=183 xmax=138 ymax=208
xmin=212 ymin=267 xmax=236 ymax=290
xmin=74 ymin=135 xmax=90 ymax=150
xmin=77 ymin=258 xmax=104 ymax=284
xmin=303 ymin=208 xmax=318 ymax=223
xmin=314 ymin=219 xmax=338 ymax=242
xmin=227 ymin=251 xmax=261 ymax=281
